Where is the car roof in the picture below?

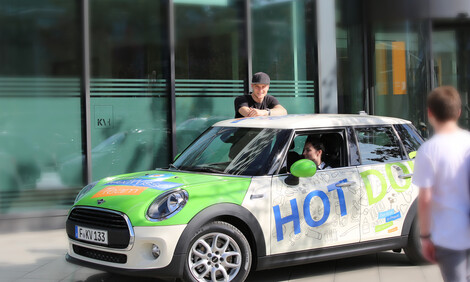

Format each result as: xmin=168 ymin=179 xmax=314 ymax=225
xmin=213 ymin=114 xmax=411 ymax=129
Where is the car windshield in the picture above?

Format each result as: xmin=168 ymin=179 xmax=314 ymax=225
xmin=173 ymin=127 xmax=291 ymax=176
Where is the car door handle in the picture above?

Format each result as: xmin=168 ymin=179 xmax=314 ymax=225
xmin=398 ymin=173 xmax=413 ymax=179
xmin=336 ymin=181 xmax=356 ymax=188
xmin=250 ymin=194 xmax=264 ymax=200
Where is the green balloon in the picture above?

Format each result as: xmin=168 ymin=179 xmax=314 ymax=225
xmin=290 ymin=159 xmax=317 ymax=178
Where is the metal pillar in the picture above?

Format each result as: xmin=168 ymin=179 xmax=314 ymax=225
xmin=80 ymin=0 xmax=92 ymax=184
xmin=316 ymin=0 xmax=338 ymax=113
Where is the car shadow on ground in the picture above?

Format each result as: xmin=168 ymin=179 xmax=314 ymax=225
xmin=79 ymin=251 xmax=419 ymax=282
xmin=248 ymin=251 xmax=418 ymax=281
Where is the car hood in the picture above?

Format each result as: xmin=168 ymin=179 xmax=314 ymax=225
xmin=73 ymin=170 xmax=251 ymax=226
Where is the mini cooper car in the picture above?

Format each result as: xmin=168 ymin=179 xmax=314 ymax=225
xmin=66 ymin=114 xmax=425 ymax=282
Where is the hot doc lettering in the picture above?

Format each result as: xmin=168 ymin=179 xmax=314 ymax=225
xmin=273 ymin=179 xmax=348 ymax=242
xmin=360 ymin=161 xmax=413 ymax=205
xmin=273 ymin=161 xmax=414 ymax=242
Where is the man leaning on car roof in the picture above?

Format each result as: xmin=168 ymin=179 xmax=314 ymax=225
xmin=234 ymin=72 xmax=287 ymax=118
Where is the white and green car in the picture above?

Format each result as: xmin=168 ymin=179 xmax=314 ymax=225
xmin=66 ymin=114 xmax=425 ymax=282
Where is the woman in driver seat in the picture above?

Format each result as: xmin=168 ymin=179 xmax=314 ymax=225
xmin=303 ymin=136 xmax=331 ymax=170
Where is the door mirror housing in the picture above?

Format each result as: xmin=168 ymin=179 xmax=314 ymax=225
xmin=285 ymin=159 xmax=317 ymax=186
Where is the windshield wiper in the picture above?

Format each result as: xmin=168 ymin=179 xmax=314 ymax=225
xmin=183 ymin=166 xmax=225 ymax=174
xmin=168 ymin=163 xmax=179 ymax=170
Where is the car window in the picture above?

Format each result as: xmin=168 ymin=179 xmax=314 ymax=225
xmin=280 ymin=131 xmax=346 ymax=173
xmin=173 ymin=127 xmax=291 ymax=176
xmin=355 ymin=126 xmax=404 ymax=165
xmin=394 ymin=124 xmax=423 ymax=159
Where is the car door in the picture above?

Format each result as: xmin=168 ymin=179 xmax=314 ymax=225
xmin=270 ymin=129 xmax=361 ymax=255
xmin=353 ymin=125 xmax=418 ymax=242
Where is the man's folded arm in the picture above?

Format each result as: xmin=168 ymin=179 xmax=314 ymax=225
xmin=238 ymin=106 xmax=252 ymax=117
xmin=271 ymin=104 xmax=287 ymax=116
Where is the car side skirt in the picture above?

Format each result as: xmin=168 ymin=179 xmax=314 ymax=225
xmin=257 ymin=236 xmax=408 ymax=271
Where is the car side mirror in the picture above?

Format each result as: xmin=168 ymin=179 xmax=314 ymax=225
xmin=284 ymin=159 xmax=317 ymax=185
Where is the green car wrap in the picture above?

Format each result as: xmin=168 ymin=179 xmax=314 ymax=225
xmin=75 ymin=170 xmax=252 ymax=226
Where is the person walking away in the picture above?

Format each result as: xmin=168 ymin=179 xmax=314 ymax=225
xmin=412 ymin=86 xmax=470 ymax=282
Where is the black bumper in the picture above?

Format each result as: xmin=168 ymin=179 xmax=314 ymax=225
xmin=65 ymin=253 xmax=185 ymax=279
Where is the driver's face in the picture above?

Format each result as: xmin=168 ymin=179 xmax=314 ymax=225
xmin=251 ymin=84 xmax=269 ymax=102
xmin=303 ymin=143 xmax=322 ymax=166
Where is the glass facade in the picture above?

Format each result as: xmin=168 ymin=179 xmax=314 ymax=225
xmin=2 ymin=0 xmax=469 ymax=216
xmin=335 ymin=0 xmax=469 ymax=135
xmin=371 ymin=22 xmax=429 ymax=129
xmin=432 ymin=23 xmax=470 ymax=129
xmin=174 ymin=0 xmax=245 ymax=151
xmin=335 ymin=0 xmax=365 ymax=114
xmin=0 ymin=0 xmax=319 ymax=215
xmin=88 ymin=0 xmax=169 ymax=182
xmin=251 ymin=0 xmax=316 ymax=114
xmin=0 ymin=0 xmax=83 ymax=213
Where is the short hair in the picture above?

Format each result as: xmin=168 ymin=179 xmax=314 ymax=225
xmin=305 ymin=136 xmax=325 ymax=152
xmin=427 ymin=86 xmax=461 ymax=122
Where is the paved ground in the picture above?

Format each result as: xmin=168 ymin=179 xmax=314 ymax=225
xmin=0 ymin=229 xmax=444 ymax=282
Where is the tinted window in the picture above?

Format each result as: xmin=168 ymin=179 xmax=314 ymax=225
xmin=394 ymin=124 xmax=423 ymax=159
xmin=355 ymin=127 xmax=404 ymax=165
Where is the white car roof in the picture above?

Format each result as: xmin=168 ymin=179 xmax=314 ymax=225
xmin=213 ymin=114 xmax=411 ymax=129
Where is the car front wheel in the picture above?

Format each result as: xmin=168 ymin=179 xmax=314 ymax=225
xmin=184 ymin=221 xmax=252 ymax=282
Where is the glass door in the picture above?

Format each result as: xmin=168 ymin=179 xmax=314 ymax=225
xmin=432 ymin=22 xmax=470 ymax=129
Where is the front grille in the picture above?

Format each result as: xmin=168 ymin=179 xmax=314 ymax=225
xmin=66 ymin=207 xmax=132 ymax=249
xmin=68 ymin=208 xmax=128 ymax=229
xmin=73 ymin=244 xmax=127 ymax=264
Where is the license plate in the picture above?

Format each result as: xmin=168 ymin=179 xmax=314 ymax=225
xmin=75 ymin=225 xmax=108 ymax=244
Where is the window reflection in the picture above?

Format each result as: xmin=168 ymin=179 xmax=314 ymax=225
xmin=335 ymin=0 xmax=365 ymax=114
xmin=251 ymin=0 xmax=316 ymax=115
xmin=355 ymin=127 xmax=404 ymax=165
xmin=174 ymin=0 xmax=245 ymax=151
xmin=372 ymin=22 xmax=429 ymax=129
xmin=89 ymin=0 xmax=169 ymax=182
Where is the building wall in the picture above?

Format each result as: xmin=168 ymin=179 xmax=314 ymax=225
xmin=0 ymin=0 xmax=320 ymax=215
xmin=1 ymin=0 xmax=469 ymax=218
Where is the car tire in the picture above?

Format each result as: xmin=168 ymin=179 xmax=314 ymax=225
xmin=183 ymin=221 xmax=252 ymax=282
xmin=403 ymin=217 xmax=428 ymax=265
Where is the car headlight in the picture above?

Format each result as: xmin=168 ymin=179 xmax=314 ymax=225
xmin=147 ymin=190 xmax=188 ymax=221
xmin=74 ymin=181 xmax=98 ymax=204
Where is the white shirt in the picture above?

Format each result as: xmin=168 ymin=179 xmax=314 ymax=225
xmin=318 ymin=162 xmax=331 ymax=170
xmin=412 ymin=129 xmax=470 ymax=250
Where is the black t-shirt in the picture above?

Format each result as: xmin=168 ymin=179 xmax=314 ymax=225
xmin=234 ymin=94 xmax=280 ymax=118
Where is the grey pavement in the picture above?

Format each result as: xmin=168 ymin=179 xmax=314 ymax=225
xmin=0 ymin=229 xmax=443 ymax=282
